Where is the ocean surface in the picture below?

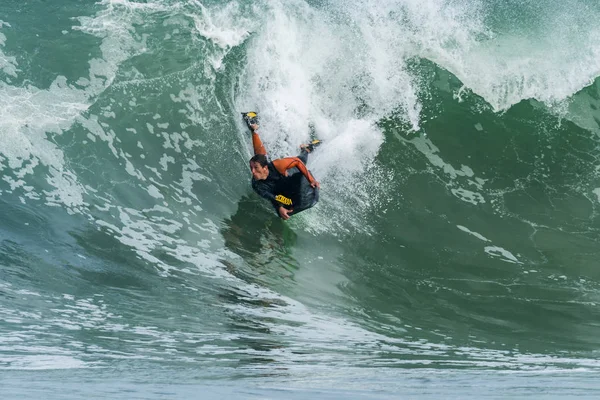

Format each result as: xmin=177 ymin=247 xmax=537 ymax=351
xmin=2 ymin=0 xmax=600 ymax=398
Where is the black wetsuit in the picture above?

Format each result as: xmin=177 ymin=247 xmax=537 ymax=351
xmin=251 ymin=150 xmax=319 ymax=216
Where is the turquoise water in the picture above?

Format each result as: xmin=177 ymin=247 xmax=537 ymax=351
xmin=2 ymin=0 xmax=600 ymax=397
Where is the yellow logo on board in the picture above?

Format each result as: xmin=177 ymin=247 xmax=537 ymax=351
xmin=275 ymin=195 xmax=292 ymax=206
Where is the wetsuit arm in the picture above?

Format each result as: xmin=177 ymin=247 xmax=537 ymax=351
xmin=271 ymin=157 xmax=316 ymax=184
xmin=252 ymin=130 xmax=267 ymax=156
xmin=254 ymin=186 xmax=282 ymax=216
xmin=252 ymin=181 xmax=288 ymax=216
xmin=252 ymin=181 xmax=276 ymax=202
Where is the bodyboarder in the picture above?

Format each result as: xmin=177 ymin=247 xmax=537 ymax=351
xmin=243 ymin=112 xmax=321 ymax=220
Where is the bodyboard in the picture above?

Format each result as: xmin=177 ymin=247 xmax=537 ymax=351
xmin=276 ymin=171 xmax=319 ymax=216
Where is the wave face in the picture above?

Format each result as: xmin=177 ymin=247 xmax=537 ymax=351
xmin=2 ymin=0 xmax=600 ymax=396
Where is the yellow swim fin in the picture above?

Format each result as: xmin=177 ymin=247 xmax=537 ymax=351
xmin=241 ymin=111 xmax=259 ymax=130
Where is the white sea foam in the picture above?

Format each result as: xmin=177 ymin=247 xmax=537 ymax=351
xmin=189 ymin=1 xmax=252 ymax=52
xmin=233 ymin=0 xmax=427 ymax=233
xmin=323 ymin=0 xmax=600 ymax=112
xmin=0 ymin=1 xmax=148 ymax=212
xmin=593 ymin=188 xmax=600 ymax=203
xmin=484 ymin=245 xmax=522 ymax=264
xmin=0 ymin=21 xmax=17 ymax=78
xmin=409 ymin=0 xmax=600 ymax=111
xmin=457 ymin=225 xmax=490 ymax=242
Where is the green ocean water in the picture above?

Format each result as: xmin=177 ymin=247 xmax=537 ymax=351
xmin=2 ymin=0 xmax=600 ymax=398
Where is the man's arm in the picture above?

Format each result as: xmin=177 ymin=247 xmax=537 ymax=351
xmin=271 ymin=157 xmax=319 ymax=187
xmin=250 ymin=124 xmax=267 ymax=156
xmin=252 ymin=180 xmax=276 ymax=202
xmin=252 ymin=180 xmax=294 ymax=220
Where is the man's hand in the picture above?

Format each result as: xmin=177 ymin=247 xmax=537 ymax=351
xmin=310 ymin=180 xmax=320 ymax=189
xmin=249 ymin=123 xmax=259 ymax=132
xmin=278 ymin=206 xmax=293 ymax=220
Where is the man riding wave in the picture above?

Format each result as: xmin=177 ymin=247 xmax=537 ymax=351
xmin=243 ymin=112 xmax=321 ymax=220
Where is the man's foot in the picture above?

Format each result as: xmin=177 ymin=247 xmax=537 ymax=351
xmin=300 ymin=139 xmax=322 ymax=153
xmin=241 ymin=112 xmax=259 ymax=132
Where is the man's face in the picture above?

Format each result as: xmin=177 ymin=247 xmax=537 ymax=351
xmin=250 ymin=161 xmax=269 ymax=180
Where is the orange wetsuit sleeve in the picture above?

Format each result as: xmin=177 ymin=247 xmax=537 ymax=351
xmin=271 ymin=157 xmax=316 ymax=184
xmin=252 ymin=132 xmax=267 ymax=156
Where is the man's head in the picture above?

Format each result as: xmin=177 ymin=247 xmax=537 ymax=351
xmin=249 ymin=154 xmax=269 ymax=180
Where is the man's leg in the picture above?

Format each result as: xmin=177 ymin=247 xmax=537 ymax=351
xmin=298 ymin=140 xmax=321 ymax=164
xmin=297 ymin=148 xmax=309 ymax=164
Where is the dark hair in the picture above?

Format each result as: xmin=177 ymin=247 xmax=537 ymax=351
xmin=250 ymin=154 xmax=269 ymax=167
